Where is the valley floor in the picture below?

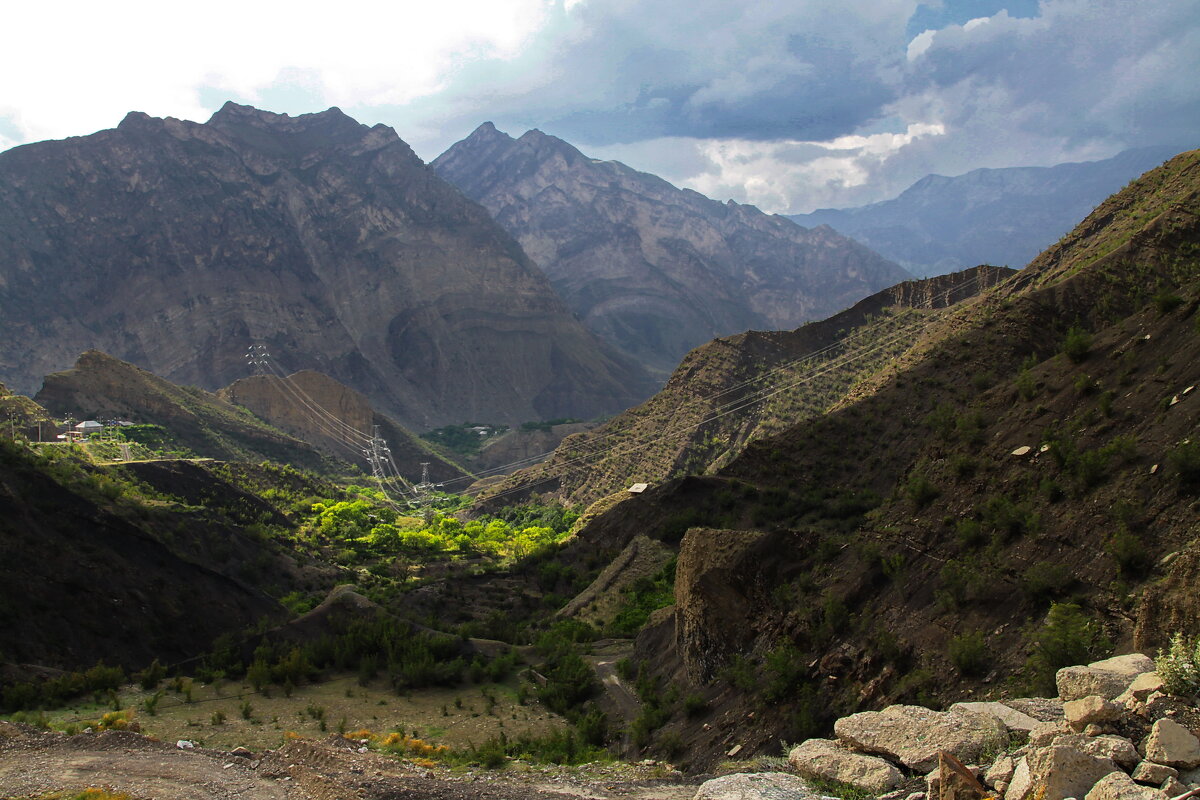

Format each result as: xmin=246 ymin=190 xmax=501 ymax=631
xmin=0 ymin=722 xmax=700 ymax=800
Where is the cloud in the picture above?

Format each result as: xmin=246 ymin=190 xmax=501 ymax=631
xmin=0 ymin=0 xmax=554 ymax=146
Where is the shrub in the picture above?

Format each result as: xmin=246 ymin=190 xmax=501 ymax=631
xmin=905 ymin=472 xmax=940 ymax=510
xmin=1020 ymin=562 xmax=1070 ymax=606
xmin=1025 ymin=603 xmax=1111 ymax=694
xmin=1168 ymin=441 xmax=1200 ymax=492
xmin=1154 ymin=289 xmax=1185 ymax=314
xmin=1106 ymin=527 xmax=1150 ymax=576
xmin=948 ymin=630 xmax=989 ymax=677
xmin=683 ymin=693 xmax=709 ymax=718
xmin=1062 ymin=325 xmax=1092 ymax=363
xmin=1156 ymin=633 xmax=1200 ymax=697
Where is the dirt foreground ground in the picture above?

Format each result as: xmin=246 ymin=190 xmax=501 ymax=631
xmin=0 ymin=722 xmax=702 ymax=800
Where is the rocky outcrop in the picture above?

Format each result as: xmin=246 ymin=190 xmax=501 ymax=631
xmin=1058 ymin=655 xmax=1157 ymax=701
xmin=772 ymin=652 xmax=1198 ymax=800
xmin=787 ymin=739 xmax=904 ymax=793
xmin=433 ymin=123 xmax=910 ymax=376
xmin=693 ymin=772 xmax=821 ymax=800
xmin=674 ymin=529 xmax=768 ymax=684
xmin=0 ymin=103 xmax=654 ymax=428
xmin=833 ymin=705 xmax=1008 ymax=772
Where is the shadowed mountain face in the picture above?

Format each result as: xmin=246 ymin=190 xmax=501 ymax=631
xmin=433 ymin=123 xmax=911 ymax=376
xmin=789 ymin=146 xmax=1185 ymax=277
xmin=0 ymin=103 xmax=655 ymax=429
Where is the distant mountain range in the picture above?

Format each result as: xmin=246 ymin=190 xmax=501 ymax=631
xmin=789 ymin=146 xmax=1184 ymax=276
xmin=0 ymin=103 xmax=654 ymax=429
xmin=434 ymin=123 xmax=910 ymax=377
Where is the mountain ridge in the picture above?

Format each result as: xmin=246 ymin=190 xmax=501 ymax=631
xmin=433 ymin=122 xmax=912 ymax=376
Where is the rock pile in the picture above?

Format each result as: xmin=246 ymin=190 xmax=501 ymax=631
xmin=777 ymin=652 xmax=1200 ymax=800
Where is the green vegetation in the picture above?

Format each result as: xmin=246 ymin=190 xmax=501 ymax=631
xmin=606 ymin=557 xmax=676 ymax=637
xmin=1062 ymin=325 xmax=1092 ymax=363
xmin=948 ymin=630 xmax=989 ymax=677
xmin=1024 ymin=603 xmax=1112 ymax=694
xmin=420 ymin=422 xmax=508 ymax=457
xmin=1156 ymin=633 xmax=1200 ymax=697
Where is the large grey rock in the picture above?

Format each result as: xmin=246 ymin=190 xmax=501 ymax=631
xmin=1005 ymin=698 xmax=1066 ymax=722
xmin=1006 ymin=745 xmax=1120 ymax=800
xmin=1030 ymin=720 xmax=1075 ymax=747
xmin=1118 ymin=674 xmax=1165 ymax=708
xmin=986 ymin=756 xmax=1018 ymax=789
xmin=1143 ymin=719 xmax=1200 ymax=769
xmin=1084 ymin=770 xmax=1167 ymax=800
xmin=952 ymin=701 xmax=1041 ymax=733
xmin=1132 ymin=761 xmax=1179 ymax=785
xmin=1065 ymin=696 xmax=1125 ymax=729
xmin=694 ymin=772 xmax=821 ymax=800
xmin=789 ymin=738 xmax=905 ymax=794
xmin=835 ymin=705 xmax=1008 ymax=772
xmin=1058 ymin=655 xmax=1156 ymax=702
xmin=1054 ymin=733 xmax=1141 ymax=770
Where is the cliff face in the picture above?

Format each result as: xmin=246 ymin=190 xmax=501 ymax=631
xmin=433 ymin=123 xmax=911 ymax=376
xmin=0 ymin=104 xmax=654 ymax=428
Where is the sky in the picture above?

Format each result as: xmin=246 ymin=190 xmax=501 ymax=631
xmin=1 ymin=0 xmax=1196 ymax=213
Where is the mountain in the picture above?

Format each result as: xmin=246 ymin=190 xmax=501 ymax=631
xmin=432 ymin=123 xmax=912 ymax=376
xmin=520 ymin=150 xmax=1200 ymax=768
xmin=790 ymin=146 xmax=1184 ymax=276
xmin=220 ymin=369 xmax=466 ymax=482
xmin=0 ymin=103 xmax=654 ymax=429
xmin=478 ymin=264 xmax=1015 ymax=509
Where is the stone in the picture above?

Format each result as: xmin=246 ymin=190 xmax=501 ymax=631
xmin=952 ymin=701 xmax=1042 ymax=733
xmin=1180 ymin=766 xmax=1200 ymax=787
xmin=1006 ymin=698 xmax=1067 ymax=722
xmin=1006 ymin=757 xmax=1032 ymax=800
xmin=1006 ymin=745 xmax=1120 ymax=800
xmin=987 ymin=756 xmax=1018 ymax=788
xmin=1160 ymin=777 xmax=1188 ymax=796
xmin=1054 ymin=734 xmax=1141 ymax=770
xmin=230 ymin=746 xmax=254 ymax=758
xmin=1118 ymin=674 xmax=1165 ymax=707
xmin=693 ymin=772 xmax=821 ymax=800
xmin=1133 ymin=762 xmax=1179 ymax=785
xmin=789 ymin=738 xmax=904 ymax=794
xmin=1144 ymin=720 xmax=1200 ymax=769
xmin=1066 ymin=697 xmax=1125 ymax=730
xmin=1058 ymin=656 xmax=1157 ymax=702
xmin=1084 ymin=771 xmax=1166 ymax=800
xmin=939 ymin=751 xmax=992 ymax=800
xmin=1031 ymin=721 xmax=1075 ymax=747
xmin=834 ymin=704 xmax=1008 ymax=772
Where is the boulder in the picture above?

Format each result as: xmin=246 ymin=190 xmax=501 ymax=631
xmin=1160 ymin=776 xmax=1188 ymax=796
xmin=1066 ymin=697 xmax=1125 ymax=730
xmin=1006 ymin=745 xmax=1120 ymax=800
xmin=1132 ymin=762 xmax=1179 ymax=785
xmin=1143 ymin=719 xmax=1200 ymax=769
xmin=1031 ymin=721 xmax=1075 ymax=747
xmin=986 ymin=756 xmax=1018 ymax=789
xmin=952 ymin=702 xmax=1041 ymax=733
xmin=1180 ymin=766 xmax=1200 ymax=787
xmin=789 ymin=738 xmax=904 ymax=794
xmin=835 ymin=705 xmax=1008 ymax=772
xmin=1059 ymin=655 xmax=1156 ymax=701
xmin=939 ymin=751 xmax=991 ymax=800
xmin=1118 ymin=674 xmax=1165 ymax=708
xmin=694 ymin=773 xmax=821 ymax=800
xmin=1054 ymin=733 xmax=1141 ymax=770
xmin=1006 ymin=698 xmax=1066 ymax=722
xmin=1084 ymin=770 xmax=1167 ymax=800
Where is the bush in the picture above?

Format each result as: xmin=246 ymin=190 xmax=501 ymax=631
xmin=948 ymin=630 xmax=989 ymax=677
xmin=1156 ymin=633 xmax=1200 ymax=697
xmin=1062 ymin=325 xmax=1092 ymax=363
xmin=1106 ymin=527 xmax=1150 ymax=576
xmin=1025 ymin=603 xmax=1111 ymax=694
xmin=1020 ymin=562 xmax=1070 ymax=606
xmin=1168 ymin=441 xmax=1200 ymax=492
xmin=905 ymin=472 xmax=940 ymax=510
xmin=1154 ymin=289 xmax=1185 ymax=314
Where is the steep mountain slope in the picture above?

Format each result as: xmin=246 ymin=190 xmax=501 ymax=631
xmin=35 ymin=350 xmax=350 ymax=472
xmin=552 ymin=150 xmax=1200 ymax=769
xmin=433 ymin=123 xmax=911 ymax=376
xmin=0 ymin=103 xmax=654 ymax=428
xmin=220 ymin=370 xmax=466 ymax=483
xmin=478 ymin=265 xmax=1014 ymax=509
xmin=790 ymin=146 xmax=1183 ymax=276
xmin=0 ymin=439 xmax=290 ymax=671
